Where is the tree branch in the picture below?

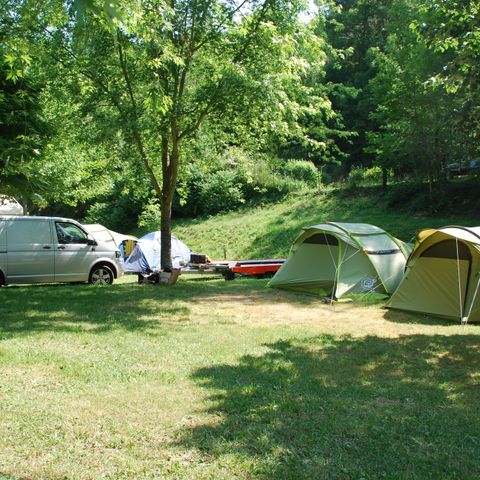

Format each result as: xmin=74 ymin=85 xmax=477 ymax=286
xmin=178 ymin=0 xmax=274 ymax=140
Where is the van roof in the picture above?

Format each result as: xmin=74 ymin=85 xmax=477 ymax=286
xmin=0 ymin=215 xmax=81 ymax=223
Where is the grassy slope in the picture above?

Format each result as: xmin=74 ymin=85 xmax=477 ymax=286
xmin=172 ymin=187 xmax=479 ymax=259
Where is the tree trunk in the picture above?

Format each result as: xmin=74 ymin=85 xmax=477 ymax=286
xmin=160 ymin=194 xmax=172 ymax=270
xmin=160 ymin=130 xmax=181 ymax=270
xmin=381 ymin=166 xmax=388 ymax=191
xmin=427 ymin=158 xmax=434 ymax=215
xmin=160 ymin=135 xmax=172 ymax=270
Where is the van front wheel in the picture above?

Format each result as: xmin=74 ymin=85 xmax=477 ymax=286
xmin=89 ymin=265 xmax=114 ymax=285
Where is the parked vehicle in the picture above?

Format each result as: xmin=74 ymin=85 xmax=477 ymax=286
xmin=446 ymin=159 xmax=480 ymax=178
xmin=0 ymin=216 xmax=124 ymax=286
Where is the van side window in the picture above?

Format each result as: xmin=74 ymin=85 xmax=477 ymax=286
xmin=8 ymin=220 xmax=51 ymax=244
xmin=55 ymin=222 xmax=89 ymax=244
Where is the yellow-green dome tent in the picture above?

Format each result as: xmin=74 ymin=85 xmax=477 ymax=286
xmin=268 ymin=222 xmax=411 ymax=300
xmin=387 ymin=226 xmax=480 ymax=323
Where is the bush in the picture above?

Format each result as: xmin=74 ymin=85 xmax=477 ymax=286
xmin=363 ymin=166 xmax=383 ymax=183
xmin=279 ymin=160 xmax=321 ymax=187
xmin=346 ymin=167 xmax=365 ymax=189
xmin=347 ymin=166 xmax=393 ymax=188
xmin=198 ymin=170 xmax=245 ymax=214
xmin=84 ymin=193 xmax=143 ymax=232
xmin=138 ymin=200 xmax=161 ymax=230
xmin=155 ymin=169 xmax=247 ymax=221
xmin=172 ymin=152 xmax=300 ymax=217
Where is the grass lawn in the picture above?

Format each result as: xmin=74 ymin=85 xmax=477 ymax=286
xmin=1 ymin=276 xmax=480 ymax=479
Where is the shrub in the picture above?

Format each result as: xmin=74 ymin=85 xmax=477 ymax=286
xmin=279 ymin=160 xmax=321 ymax=187
xmin=84 ymin=194 xmax=143 ymax=232
xmin=198 ymin=170 xmax=245 ymax=214
xmin=347 ymin=166 xmax=393 ymax=188
xmin=173 ymin=153 xmax=298 ymax=217
xmin=363 ymin=166 xmax=383 ymax=183
xmin=153 ymin=169 xmax=247 ymax=221
xmin=346 ymin=166 xmax=365 ymax=189
xmin=168 ymin=153 xmax=327 ymax=219
xmin=138 ymin=200 xmax=161 ymax=230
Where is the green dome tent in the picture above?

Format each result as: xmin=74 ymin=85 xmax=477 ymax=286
xmin=387 ymin=226 xmax=480 ymax=323
xmin=268 ymin=222 xmax=411 ymax=300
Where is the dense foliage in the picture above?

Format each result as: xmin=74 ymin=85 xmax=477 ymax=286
xmin=1 ymin=0 xmax=478 ymax=234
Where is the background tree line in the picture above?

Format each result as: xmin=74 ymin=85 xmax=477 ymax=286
xmin=1 ymin=0 xmax=478 ymax=255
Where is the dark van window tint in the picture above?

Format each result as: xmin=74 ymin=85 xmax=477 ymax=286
xmin=303 ymin=233 xmax=339 ymax=246
xmin=420 ymin=240 xmax=471 ymax=260
xmin=56 ymin=222 xmax=89 ymax=244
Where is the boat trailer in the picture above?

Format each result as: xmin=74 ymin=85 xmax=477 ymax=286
xmin=183 ymin=258 xmax=285 ymax=280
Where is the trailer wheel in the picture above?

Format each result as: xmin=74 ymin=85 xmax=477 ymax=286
xmin=223 ymin=270 xmax=236 ymax=281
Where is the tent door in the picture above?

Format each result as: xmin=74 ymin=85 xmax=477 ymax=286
xmin=394 ymin=258 xmax=470 ymax=318
xmin=390 ymin=239 xmax=471 ymax=319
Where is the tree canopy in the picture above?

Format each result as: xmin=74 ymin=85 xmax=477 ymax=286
xmin=1 ymin=0 xmax=478 ymax=240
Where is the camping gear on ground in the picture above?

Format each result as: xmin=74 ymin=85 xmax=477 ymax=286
xmin=182 ymin=257 xmax=285 ymax=280
xmin=387 ymin=226 xmax=480 ymax=323
xmin=137 ymin=267 xmax=181 ymax=285
xmin=160 ymin=268 xmax=181 ymax=285
xmin=190 ymin=253 xmax=210 ymax=264
xmin=268 ymin=222 xmax=411 ymax=300
xmin=84 ymin=224 xmax=137 ymax=250
xmin=124 ymin=231 xmax=191 ymax=274
xmin=0 ymin=196 xmax=23 ymax=215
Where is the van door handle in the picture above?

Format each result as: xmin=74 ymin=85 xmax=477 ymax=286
xmin=43 ymin=245 xmax=51 ymax=249
xmin=57 ymin=246 xmax=66 ymax=250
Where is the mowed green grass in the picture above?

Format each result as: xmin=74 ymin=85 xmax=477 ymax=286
xmin=172 ymin=189 xmax=479 ymax=259
xmin=1 ymin=276 xmax=480 ymax=479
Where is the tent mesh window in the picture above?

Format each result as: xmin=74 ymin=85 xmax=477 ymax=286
xmin=303 ymin=233 xmax=339 ymax=245
xmin=420 ymin=240 xmax=472 ymax=260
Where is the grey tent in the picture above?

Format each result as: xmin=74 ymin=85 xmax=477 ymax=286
xmin=269 ymin=222 xmax=411 ymax=299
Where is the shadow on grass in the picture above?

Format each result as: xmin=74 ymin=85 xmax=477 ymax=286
xmin=0 ymin=282 xmax=189 ymax=337
xmin=0 ymin=278 xmax=319 ymax=337
xmin=383 ymin=309 xmax=462 ymax=326
xmin=180 ymin=334 xmax=480 ymax=479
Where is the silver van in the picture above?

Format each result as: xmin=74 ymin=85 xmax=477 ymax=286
xmin=0 ymin=216 xmax=124 ymax=286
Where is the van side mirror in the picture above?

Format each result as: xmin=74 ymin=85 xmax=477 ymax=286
xmin=87 ymin=238 xmax=98 ymax=246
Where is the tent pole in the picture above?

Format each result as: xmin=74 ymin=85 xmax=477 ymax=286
xmin=323 ymin=233 xmax=338 ymax=302
xmin=463 ymin=273 xmax=480 ymax=325
xmin=332 ymin=242 xmax=341 ymax=303
xmin=455 ymin=239 xmax=464 ymax=324
xmin=332 ymin=237 xmax=349 ymax=303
